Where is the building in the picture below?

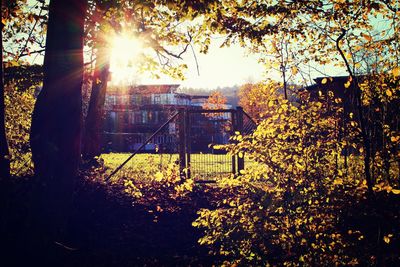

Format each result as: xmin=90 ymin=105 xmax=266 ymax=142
xmin=102 ymin=84 xmax=214 ymax=152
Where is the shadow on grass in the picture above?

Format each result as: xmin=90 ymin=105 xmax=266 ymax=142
xmin=1 ymin=176 xmax=215 ymax=267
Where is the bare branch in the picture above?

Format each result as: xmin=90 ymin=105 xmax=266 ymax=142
xmin=17 ymin=1 xmax=46 ymax=60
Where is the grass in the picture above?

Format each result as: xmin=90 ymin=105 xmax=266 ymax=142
xmin=101 ymin=153 xmax=237 ymax=181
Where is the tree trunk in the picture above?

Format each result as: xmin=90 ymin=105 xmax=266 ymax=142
xmin=0 ymin=0 xmax=10 ymax=181
xmin=336 ymin=29 xmax=374 ymax=195
xmin=29 ymin=0 xmax=87 ymax=248
xmin=82 ymin=46 xmax=110 ymax=161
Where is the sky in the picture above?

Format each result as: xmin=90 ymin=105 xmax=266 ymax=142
xmin=109 ymin=37 xmax=271 ymax=89
xmin=29 ymin=33 xmax=345 ymax=90
xmin=108 ymin=35 xmax=347 ymax=90
xmin=147 ymin=40 xmax=268 ymax=89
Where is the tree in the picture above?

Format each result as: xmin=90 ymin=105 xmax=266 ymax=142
xmin=82 ymin=51 xmax=110 ymax=161
xmin=238 ymin=81 xmax=281 ymax=122
xmin=82 ymin=0 xmax=205 ymax=161
xmin=29 ymin=0 xmax=88 ymax=242
xmin=203 ymin=91 xmax=227 ymax=110
xmin=200 ymin=0 xmax=400 ymax=194
xmin=82 ymin=1 xmax=113 ymax=161
xmin=0 ymin=0 xmax=10 ymax=180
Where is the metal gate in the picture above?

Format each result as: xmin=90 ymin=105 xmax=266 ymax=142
xmin=106 ymin=107 xmax=256 ymax=182
xmin=177 ymin=107 xmax=255 ymax=180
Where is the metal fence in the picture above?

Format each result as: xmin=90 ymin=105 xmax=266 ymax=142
xmin=106 ymin=107 xmax=256 ymax=182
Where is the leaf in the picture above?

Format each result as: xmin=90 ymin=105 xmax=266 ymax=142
xmin=154 ymin=172 xmax=163 ymax=182
xmin=291 ymin=66 xmax=299 ymax=75
xmin=386 ymin=89 xmax=392 ymax=97
xmin=362 ymin=33 xmax=372 ymax=42
xmin=321 ymin=78 xmax=327 ymax=84
xmin=392 ymin=189 xmax=400 ymax=194
xmin=393 ymin=67 xmax=400 ymax=77
xmin=391 ymin=136 xmax=399 ymax=142
xmin=344 ymin=81 xmax=351 ymax=88
xmin=383 ymin=236 xmax=390 ymax=244
xmin=333 ymin=178 xmax=343 ymax=185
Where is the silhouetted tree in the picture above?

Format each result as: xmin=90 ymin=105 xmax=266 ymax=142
xmin=0 ymin=0 xmax=10 ymax=180
xmin=29 ymin=0 xmax=88 ymax=242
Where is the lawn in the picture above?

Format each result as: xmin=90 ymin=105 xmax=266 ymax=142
xmin=101 ymin=152 xmax=238 ymax=181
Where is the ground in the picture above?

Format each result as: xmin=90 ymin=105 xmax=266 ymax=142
xmin=1 ymin=176 xmax=217 ymax=267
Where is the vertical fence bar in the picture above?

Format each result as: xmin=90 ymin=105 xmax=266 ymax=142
xmin=185 ymin=110 xmax=191 ymax=179
xmin=178 ymin=108 xmax=186 ymax=179
xmin=231 ymin=109 xmax=236 ymax=175
xmin=236 ymin=106 xmax=244 ymax=172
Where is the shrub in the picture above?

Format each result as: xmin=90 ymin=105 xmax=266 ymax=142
xmin=5 ymin=84 xmax=35 ymax=176
xmin=192 ymin=89 xmax=374 ymax=265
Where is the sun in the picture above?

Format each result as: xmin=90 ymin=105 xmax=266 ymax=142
xmin=109 ymin=34 xmax=143 ymax=85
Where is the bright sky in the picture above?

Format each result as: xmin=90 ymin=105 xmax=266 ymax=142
xmin=109 ymin=37 xmax=271 ymax=89
xmin=108 ymin=35 xmax=346 ymax=89
xmin=179 ymin=40 xmax=269 ymax=89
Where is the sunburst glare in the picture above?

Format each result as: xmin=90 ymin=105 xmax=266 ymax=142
xmin=109 ymin=34 xmax=143 ymax=85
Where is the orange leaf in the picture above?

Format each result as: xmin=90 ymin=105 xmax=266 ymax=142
xmin=393 ymin=67 xmax=400 ymax=77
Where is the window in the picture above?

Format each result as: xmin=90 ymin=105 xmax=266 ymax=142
xmin=131 ymin=111 xmax=136 ymax=124
xmin=154 ymin=95 xmax=161 ymax=104
xmin=142 ymin=111 xmax=148 ymax=123
xmin=134 ymin=112 xmax=142 ymax=124
xmin=131 ymin=95 xmax=141 ymax=105
xmin=154 ymin=111 xmax=159 ymax=123
xmin=107 ymin=95 xmax=116 ymax=105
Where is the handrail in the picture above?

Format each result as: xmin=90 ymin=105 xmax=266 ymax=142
xmin=105 ymin=112 xmax=179 ymax=182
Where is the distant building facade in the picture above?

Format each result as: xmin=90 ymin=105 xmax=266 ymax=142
xmin=102 ymin=84 xmax=213 ymax=152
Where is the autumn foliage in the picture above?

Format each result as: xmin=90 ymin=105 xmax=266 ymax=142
xmin=193 ymin=84 xmax=400 ymax=265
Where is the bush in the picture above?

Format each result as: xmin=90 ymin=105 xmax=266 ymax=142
xmin=192 ymin=89 xmax=380 ymax=265
xmin=5 ymin=84 xmax=35 ymax=176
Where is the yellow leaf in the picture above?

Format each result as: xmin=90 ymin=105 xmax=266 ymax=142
xmin=386 ymin=89 xmax=392 ymax=97
xmin=321 ymin=78 xmax=327 ymax=84
xmin=154 ymin=172 xmax=163 ymax=182
xmin=383 ymin=236 xmax=390 ymax=244
xmin=393 ymin=67 xmax=400 ymax=77
xmin=392 ymin=189 xmax=400 ymax=194
xmin=291 ymin=66 xmax=299 ymax=75
xmin=268 ymin=100 xmax=274 ymax=107
xmin=334 ymin=178 xmax=343 ymax=185
xmin=344 ymin=81 xmax=351 ymax=88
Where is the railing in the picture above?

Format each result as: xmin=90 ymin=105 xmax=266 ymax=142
xmin=105 ymin=107 xmax=257 ymax=182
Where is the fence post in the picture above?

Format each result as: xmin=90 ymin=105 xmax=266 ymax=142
xmin=185 ymin=109 xmax=191 ymax=179
xmin=236 ymin=106 xmax=244 ymax=173
xmin=231 ymin=110 xmax=236 ymax=174
xmin=178 ymin=108 xmax=186 ymax=179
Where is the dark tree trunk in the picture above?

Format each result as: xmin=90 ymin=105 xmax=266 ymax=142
xmin=0 ymin=0 xmax=10 ymax=181
xmin=336 ymin=29 xmax=374 ymax=196
xmin=31 ymin=0 xmax=87 ymax=180
xmin=82 ymin=46 xmax=110 ymax=161
xmin=29 ymin=0 xmax=87 ymax=247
